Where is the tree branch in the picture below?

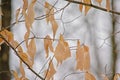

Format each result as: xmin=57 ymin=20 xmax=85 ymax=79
xmin=0 ymin=34 xmax=45 ymax=80
xmin=65 ymin=0 xmax=120 ymax=15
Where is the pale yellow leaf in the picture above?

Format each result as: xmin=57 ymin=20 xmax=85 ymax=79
xmin=44 ymin=35 xmax=54 ymax=58
xmin=106 ymin=0 xmax=110 ymax=12
xmin=85 ymin=72 xmax=96 ymax=80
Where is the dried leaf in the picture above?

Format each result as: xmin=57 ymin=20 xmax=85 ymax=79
xmin=85 ymin=72 xmax=96 ymax=80
xmin=20 ymin=61 xmax=25 ymax=77
xmin=27 ymin=38 xmax=36 ymax=61
xmin=83 ymin=0 xmax=91 ymax=15
xmin=16 ymin=8 xmax=21 ymax=24
xmin=11 ymin=70 xmax=20 ymax=80
xmin=23 ymin=0 xmax=28 ymax=11
xmin=51 ymin=20 xmax=58 ymax=39
xmin=101 ymin=74 xmax=109 ymax=80
xmin=11 ymin=40 xmax=23 ymax=52
xmin=79 ymin=0 xmax=83 ymax=12
xmin=96 ymin=0 xmax=102 ymax=5
xmin=24 ymin=31 xmax=30 ymax=48
xmin=45 ymin=61 xmax=56 ymax=80
xmin=19 ymin=52 xmax=33 ymax=67
xmin=24 ymin=0 xmax=36 ymax=31
xmin=76 ymin=40 xmax=90 ymax=71
xmin=54 ymin=35 xmax=71 ymax=64
xmin=0 ymin=29 xmax=14 ymax=42
xmin=44 ymin=1 xmax=58 ymax=38
xmin=44 ymin=35 xmax=54 ymax=58
xmin=114 ymin=73 xmax=120 ymax=80
xmin=106 ymin=0 xmax=110 ymax=12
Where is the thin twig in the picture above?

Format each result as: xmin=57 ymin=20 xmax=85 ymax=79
xmin=0 ymin=34 xmax=45 ymax=80
xmin=65 ymin=0 xmax=120 ymax=15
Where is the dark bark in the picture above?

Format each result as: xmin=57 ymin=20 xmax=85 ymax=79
xmin=0 ymin=0 xmax=11 ymax=80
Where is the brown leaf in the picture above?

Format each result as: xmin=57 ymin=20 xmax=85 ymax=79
xmin=51 ymin=20 xmax=58 ymax=39
xmin=20 ymin=60 xmax=25 ymax=77
xmin=44 ymin=35 xmax=54 ymax=58
xmin=114 ymin=73 xmax=120 ymax=80
xmin=11 ymin=40 xmax=23 ymax=52
xmin=85 ymin=72 xmax=96 ymax=80
xmin=79 ymin=0 xmax=83 ymax=12
xmin=96 ymin=0 xmax=102 ymax=5
xmin=0 ymin=29 xmax=14 ymax=42
xmin=106 ymin=0 xmax=110 ymax=12
xmin=45 ymin=61 xmax=56 ymax=80
xmin=44 ymin=1 xmax=58 ymax=38
xmin=24 ymin=31 xmax=30 ymax=48
xmin=11 ymin=70 xmax=20 ymax=80
xmin=22 ymin=0 xmax=28 ymax=11
xmin=27 ymin=38 xmax=36 ymax=63
xmin=19 ymin=52 xmax=33 ymax=67
xmin=101 ymin=74 xmax=109 ymax=80
xmin=54 ymin=35 xmax=71 ymax=64
xmin=24 ymin=0 xmax=36 ymax=31
xmin=76 ymin=40 xmax=90 ymax=71
xmin=83 ymin=0 xmax=91 ymax=15
xmin=16 ymin=8 xmax=20 ymax=24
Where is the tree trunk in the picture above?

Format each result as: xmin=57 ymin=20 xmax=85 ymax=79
xmin=0 ymin=0 xmax=11 ymax=80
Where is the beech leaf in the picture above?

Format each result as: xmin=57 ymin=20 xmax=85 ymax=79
xmin=54 ymin=35 xmax=71 ymax=64
xmin=44 ymin=35 xmax=54 ymax=58
xmin=76 ymin=40 xmax=90 ymax=71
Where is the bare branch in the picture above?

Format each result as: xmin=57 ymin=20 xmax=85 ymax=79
xmin=65 ymin=0 xmax=120 ymax=15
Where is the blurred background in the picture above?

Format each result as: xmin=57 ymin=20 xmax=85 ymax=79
xmin=1 ymin=0 xmax=120 ymax=80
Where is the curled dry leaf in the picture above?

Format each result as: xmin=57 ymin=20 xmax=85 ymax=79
xmin=44 ymin=35 xmax=54 ymax=58
xmin=54 ymin=35 xmax=71 ymax=64
xmin=76 ymin=40 xmax=90 ymax=71
xmin=85 ymin=71 xmax=96 ymax=80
